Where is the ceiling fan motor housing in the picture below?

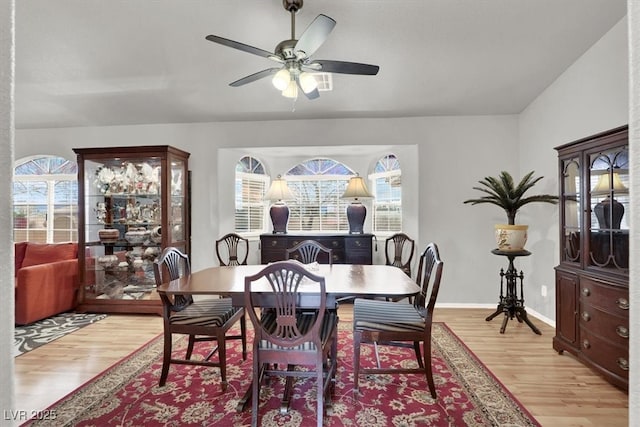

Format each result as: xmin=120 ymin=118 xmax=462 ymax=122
xmin=283 ymin=0 xmax=303 ymax=12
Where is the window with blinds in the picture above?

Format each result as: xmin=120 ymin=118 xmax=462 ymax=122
xmin=285 ymin=158 xmax=353 ymax=232
xmin=370 ymin=154 xmax=402 ymax=232
xmin=13 ymin=155 xmax=78 ymax=243
xmin=235 ymin=156 xmax=268 ymax=233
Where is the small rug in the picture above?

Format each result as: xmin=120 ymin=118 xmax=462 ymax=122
xmin=14 ymin=312 xmax=107 ymax=357
xmin=23 ymin=323 xmax=540 ymax=426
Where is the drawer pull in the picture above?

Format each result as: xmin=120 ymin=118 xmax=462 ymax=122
xmin=581 ymin=288 xmax=590 ymax=297
xmin=616 ymin=326 xmax=629 ymax=339
xmin=616 ymin=358 xmax=629 ymax=371
xmin=332 ymin=241 xmax=339 ymax=247
xmin=581 ymin=312 xmax=591 ymax=322
xmin=616 ymin=298 xmax=629 ymax=310
xmin=271 ymin=241 xmax=278 ymax=247
xmin=355 ymin=240 xmax=362 ymax=247
xmin=582 ymin=339 xmax=590 ymax=349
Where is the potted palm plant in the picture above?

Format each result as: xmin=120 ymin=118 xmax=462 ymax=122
xmin=463 ymin=171 xmax=558 ymax=250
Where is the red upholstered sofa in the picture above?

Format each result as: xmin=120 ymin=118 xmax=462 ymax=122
xmin=14 ymin=242 xmax=79 ymax=325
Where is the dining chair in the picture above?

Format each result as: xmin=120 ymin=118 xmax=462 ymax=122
xmin=244 ymin=261 xmax=339 ymax=427
xmin=385 ymin=232 xmax=416 ymax=277
xmin=153 ymin=247 xmax=247 ymax=390
xmin=285 ymin=239 xmax=333 ymax=265
xmin=353 ymin=242 xmax=444 ymax=399
xmin=215 ymin=232 xmax=249 ymax=266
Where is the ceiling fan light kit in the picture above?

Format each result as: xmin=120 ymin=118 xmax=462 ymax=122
xmin=205 ymin=0 xmax=379 ymax=100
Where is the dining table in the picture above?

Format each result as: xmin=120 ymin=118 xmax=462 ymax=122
xmin=156 ymin=262 xmax=421 ymax=411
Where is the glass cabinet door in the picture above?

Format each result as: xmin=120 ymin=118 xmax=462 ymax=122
xmin=84 ymin=157 xmax=163 ymax=301
xmin=561 ymin=157 xmax=581 ymax=264
xmin=168 ymin=156 xmax=187 ymax=252
xmin=588 ymin=146 xmax=629 ymax=271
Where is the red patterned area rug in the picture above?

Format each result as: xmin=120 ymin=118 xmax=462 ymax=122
xmin=23 ymin=322 xmax=540 ymax=426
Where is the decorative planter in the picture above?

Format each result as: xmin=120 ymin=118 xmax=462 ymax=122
xmin=495 ymin=224 xmax=528 ymax=251
xmin=98 ymin=229 xmax=120 ymax=243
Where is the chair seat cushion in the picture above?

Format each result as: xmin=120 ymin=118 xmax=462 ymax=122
xmin=258 ymin=309 xmax=338 ymax=351
xmin=353 ymin=298 xmax=425 ymax=332
xmin=170 ymin=298 xmax=239 ymax=327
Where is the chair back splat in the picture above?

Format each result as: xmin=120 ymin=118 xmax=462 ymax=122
xmin=153 ymin=247 xmax=247 ymax=389
xmin=244 ymin=261 xmax=339 ymax=427
xmin=353 ymin=242 xmax=443 ymax=399
xmin=385 ymin=232 xmax=416 ymax=277
xmin=216 ymin=233 xmax=249 ymax=266
xmin=285 ymin=239 xmax=333 ymax=265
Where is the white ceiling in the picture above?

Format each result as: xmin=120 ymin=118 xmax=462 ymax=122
xmin=15 ymin=0 xmax=626 ymax=129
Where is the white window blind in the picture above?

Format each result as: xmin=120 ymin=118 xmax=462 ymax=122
xmin=13 ymin=156 xmax=78 ymax=243
xmin=286 ymin=178 xmax=351 ymax=232
xmin=234 ymin=156 xmax=268 ymax=233
xmin=371 ymin=154 xmax=402 ymax=233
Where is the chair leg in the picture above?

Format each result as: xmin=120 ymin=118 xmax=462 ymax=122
xmin=159 ymin=331 xmax=173 ymax=386
xmin=423 ymin=338 xmax=436 ymax=399
xmin=251 ymin=354 xmax=261 ymax=427
xmin=353 ymin=330 xmax=362 ymax=394
xmin=240 ymin=315 xmax=247 ymax=360
xmin=185 ymin=334 xmax=196 ymax=359
xmin=317 ymin=355 xmax=324 ymax=427
xmin=413 ymin=341 xmax=424 ymax=369
xmin=218 ymin=332 xmax=227 ymax=392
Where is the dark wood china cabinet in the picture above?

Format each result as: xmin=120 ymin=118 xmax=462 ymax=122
xmin=74 ymin=146 xmax=190 ymax=315
xmin=554 ymin=125 xmax=629 ymax=391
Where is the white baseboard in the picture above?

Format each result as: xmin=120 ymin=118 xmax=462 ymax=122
xmin=434 ymin=303 xmax=556 ymax=328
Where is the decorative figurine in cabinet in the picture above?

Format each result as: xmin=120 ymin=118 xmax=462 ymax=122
xmin=74 ymin=146 xmax=190 ymax=314
xmin=554 ymin=126 xmax=629 ymax=391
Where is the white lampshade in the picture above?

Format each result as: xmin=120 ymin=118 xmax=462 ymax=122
xmin=299 ymin=72 xmax=318 ymax=94
xmin=265 ymin=176 xmax=295 ymax=202
xmin=341 ymin=175 xmax=373 ymax=200
xmin=272 ymin=69 xmax=291 ymax=91
xmin=592 ymin=172 xmax=627 ymax=194
xmin=281 ymin=80 xmax=298 ymax=99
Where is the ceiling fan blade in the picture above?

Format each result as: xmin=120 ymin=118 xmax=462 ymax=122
xmin=206 ymin=34 xmax=274 ymax=59
xmin=294 ymin=14 xmax=336 ymax=58
xmin=309 ymin=60 xmax=380 ymax=75
xmin=229 ymin=68 xmax=281 ymax=87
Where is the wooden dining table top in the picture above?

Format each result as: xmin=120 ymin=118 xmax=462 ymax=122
xmin=157 ymin=263 xmax=420 ymax=302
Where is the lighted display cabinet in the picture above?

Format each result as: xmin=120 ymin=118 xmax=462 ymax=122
xmin=554 ymin=125 xmax=629 ymax=391
xmin=74 ymin=146 xmax=190 ymax=314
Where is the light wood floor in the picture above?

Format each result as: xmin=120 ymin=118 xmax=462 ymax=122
xmin=14 ymin=307 xmax=628 ymax=426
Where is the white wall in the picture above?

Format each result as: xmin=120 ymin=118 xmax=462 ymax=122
xmin=518 ymin=17 xmax=629 ymax=320
xmin=0 ymin=0 xmax=15 ymax=422
xmin=16 ymin=114 xmax=519 ymax=307
xmin=628 ymin=1 xmax=639 ymax=422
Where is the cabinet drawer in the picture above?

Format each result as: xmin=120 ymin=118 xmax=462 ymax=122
xmin=580 ymin=278 xmax=629 ymax=316
xmin=345 ymin=237 xmax=372 ymax=251
xmin=262 ymin=237 xmax=287 ymax=249
xmin=579 ymin=328 xmax=629 ymax=379
xmin=314 ymin=238 xmax=343 ymax=250
xmin=579 ymin=304 xmax=629 ymax=348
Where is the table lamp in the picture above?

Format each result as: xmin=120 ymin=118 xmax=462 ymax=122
xmin=265 ymin=175 xmax=295 ymax=234
xmin=341 ymin=174 xmax=373 ymax=234
xmin=592 ymin=171 xmax=626 ymax=229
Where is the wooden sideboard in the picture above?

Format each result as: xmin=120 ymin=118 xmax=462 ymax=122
xmin=260 ymin=233 xmax=374 ymax=265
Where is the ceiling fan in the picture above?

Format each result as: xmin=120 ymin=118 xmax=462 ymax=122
xmin=205 ymin=0 xmax=379 ymax=100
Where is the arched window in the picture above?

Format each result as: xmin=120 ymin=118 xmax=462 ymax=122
xmin=370 ymin=154 xmax=402 ymax=232
xmin=235 ymin=156 xmax=268 ymax=233
xmin=13 ymin=155 xmax=78 ymax=243
xmin=285 ymin=158 xmax=354 ymax=232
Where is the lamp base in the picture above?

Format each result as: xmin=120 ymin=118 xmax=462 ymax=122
xmin=270 ymin=203 xmax=290 ymax=234
xmin=346 ymin=202 xmax=366 ymax=234
xmin=594 ymin=197 xmax=624 ymax=229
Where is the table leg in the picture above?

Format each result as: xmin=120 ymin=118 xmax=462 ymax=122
xmin=515 ymin=306 xmax=542 ymax=335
